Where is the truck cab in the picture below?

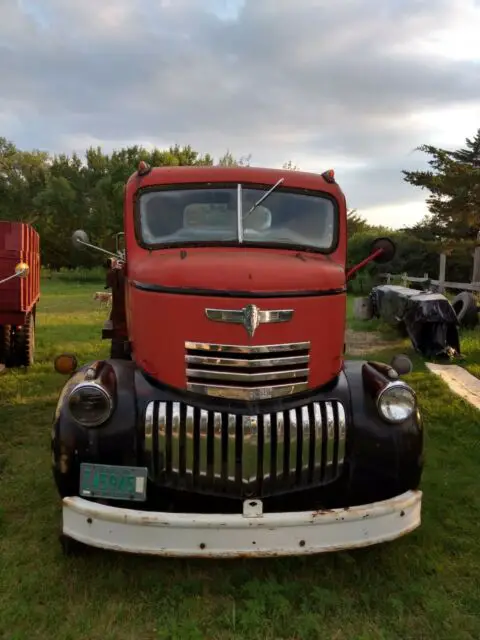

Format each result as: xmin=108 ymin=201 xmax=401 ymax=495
xmin=52 ymin=164 xmax=424 ymax=557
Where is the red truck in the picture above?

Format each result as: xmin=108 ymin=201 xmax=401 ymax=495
xmin=52 ymin=164 xmax=424 ymax=557
xmin=0 ymin=221 xmax=40 ymax=369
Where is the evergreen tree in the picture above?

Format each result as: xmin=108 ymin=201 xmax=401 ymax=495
xmin=402 ymin=128 xmax=480 ymax=240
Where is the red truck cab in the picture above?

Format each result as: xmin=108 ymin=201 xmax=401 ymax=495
xmin=0 ymin=221 xmax=40 ymax=369
xmin=52 ymin=165 xmax=424 ymax=558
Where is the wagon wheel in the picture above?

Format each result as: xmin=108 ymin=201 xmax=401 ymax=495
xmin=11 ymin=309 xmax=35 ymax=367
xmin=0 ymin=324 xmax=12 ymax=366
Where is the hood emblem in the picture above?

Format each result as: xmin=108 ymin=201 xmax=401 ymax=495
xmin=205 ymin=305 xmax=294 ymax=338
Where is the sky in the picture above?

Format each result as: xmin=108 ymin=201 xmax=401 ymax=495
xmin=1 ymin=0 xmax=479 ymax=228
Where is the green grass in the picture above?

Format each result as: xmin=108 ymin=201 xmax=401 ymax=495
xmin=459 ymin=330 xmax=480 ymax=379
xmin=1 ymin=282 xmax=480 ymax=639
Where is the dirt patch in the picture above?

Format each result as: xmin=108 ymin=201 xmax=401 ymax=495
xmin=345 ymin=329 xmax=403 ymax=356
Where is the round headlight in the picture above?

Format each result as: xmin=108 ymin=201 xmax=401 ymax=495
xmin=68 ymin=383 xmax=113 ymax=427
xmin=377 ymin=382 xmax=416 ymax=424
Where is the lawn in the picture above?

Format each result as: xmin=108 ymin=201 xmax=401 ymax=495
xmin=0 ymin=280 xmax=479 ymax=640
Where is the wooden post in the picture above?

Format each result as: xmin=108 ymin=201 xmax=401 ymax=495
xmin=438 ymin=253 xmax=446 ymax=293
xmin=422 ymin=273 xmax=430 ymax=291
xmin=472 ymin=246 xmax=480 ymax=284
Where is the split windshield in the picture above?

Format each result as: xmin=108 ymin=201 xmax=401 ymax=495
xmin=137 ymin=183 xmax=337 ymax=252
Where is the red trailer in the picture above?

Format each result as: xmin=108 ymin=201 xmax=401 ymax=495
xmin=0 ymin=221 xmax=40 ymax=369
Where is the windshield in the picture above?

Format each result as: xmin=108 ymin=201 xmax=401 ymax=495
xmin=137 ymin=184 xmax=337 ymax=252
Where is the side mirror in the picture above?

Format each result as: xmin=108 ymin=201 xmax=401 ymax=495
xmin=371 ymin=237 xmax=396 ymax=264
xmin=15 ymin=262 xmax=30 ymax=278
xmin=72 ymin=229 xmax=90 ymax=250
xmin=71 ymin=229 xmax=125 ymax=262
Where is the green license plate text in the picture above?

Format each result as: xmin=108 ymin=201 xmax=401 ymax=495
xmin=79 ymin=463 xmax=147 ymax=501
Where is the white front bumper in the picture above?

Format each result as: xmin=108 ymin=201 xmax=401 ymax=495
xmin=62 ymin=490 xmax=422 ymax=558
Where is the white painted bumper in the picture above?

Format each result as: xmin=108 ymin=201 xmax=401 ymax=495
xmin=62 ymin=490 xmax=422 ymax=558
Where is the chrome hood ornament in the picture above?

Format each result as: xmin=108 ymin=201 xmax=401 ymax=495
xmin=205 ymin=304 xmax=293 ymax=338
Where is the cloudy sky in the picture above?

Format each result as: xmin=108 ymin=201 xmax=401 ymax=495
xmin=1 ymin=0 xmax=479 ymax=228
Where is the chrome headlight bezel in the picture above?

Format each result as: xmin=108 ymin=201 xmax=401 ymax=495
xmin=376 ymin=380 xmax=417 ymax=424
xmin=67 ymin=381 xmax=113 ymax=427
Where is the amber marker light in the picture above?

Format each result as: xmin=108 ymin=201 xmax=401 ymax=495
xmin=54 ymin=354 xmax=78 ymax=375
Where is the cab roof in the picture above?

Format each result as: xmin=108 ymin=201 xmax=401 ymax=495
xmin=127 ymin=165 xmax=344 ymax=198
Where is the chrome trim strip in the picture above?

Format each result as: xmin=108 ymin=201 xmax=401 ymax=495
xmin=289 ymin=409 xmax=298 ymax=474
xmin=186 ymin=368 xmax=309 ymax=383
xmin=200 ymin=409 xmax=209 ymax=477
xmin=186 ymin=404 xmax=195 ymax=480
xmin=185 ymin=354 xmax=310 ymax=368
xmin=185 ymin=341 xmax=310 ymax=353
xmin=313 ymin=403 xmax=322 ymax=478
xmin=158 ymin=401 xmax=167 ymax=473
xmin=337 ymin=402 xmax=347 ymax=464
xmin=144 ymin=402 xmax=154 ymax=465
xmin=172 ymin=402 xmax=181 ymax=471
xmin=186 ymin=381 xmax=309 ymax=401
xmin=242 ymin=415 xmax=257 ymax=482
xmin=213 ymin=411 xmax=223 ymax=478
xmin=301 ymin=405 xmax=310 ymax=474
xmin=275 ymin=412 xmax=284 ymax=476
xmin=325 ymin=402 xmax=335 ymax=468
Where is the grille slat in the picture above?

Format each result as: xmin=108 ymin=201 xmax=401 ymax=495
xmin=185 ymin=341 xmax=311 ymax=400
xmin=146 ymin=400 xmax=346 ymax=497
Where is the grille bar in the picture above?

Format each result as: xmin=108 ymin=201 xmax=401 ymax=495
xmin=186 ymin=368 xmax=309 ymax=383
xmin=185 ymin=341 xmax=311 ymax=400
xmin=145 ymin=400 xmax=346 ymax=497
xmin=185 ymin=341 xmax=310 ymax=353
xmin=185 ymin=354 xmax=309 ymax=368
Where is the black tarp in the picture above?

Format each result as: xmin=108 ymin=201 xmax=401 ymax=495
xmin=369 ymin=285 xmax=460 ymax=359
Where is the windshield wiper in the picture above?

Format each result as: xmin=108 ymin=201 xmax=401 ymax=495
xmin=243 ymin=178 xmax=284 ymax=219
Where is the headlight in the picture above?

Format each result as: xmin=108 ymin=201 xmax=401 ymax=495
xmin=68 ymin=382 xmax=113 ymax=427
xmin=376 ymin=381 xmax=416 ymax=424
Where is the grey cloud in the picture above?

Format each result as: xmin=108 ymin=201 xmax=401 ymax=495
xmin=1 ymin=0 xmax=479 ymax=216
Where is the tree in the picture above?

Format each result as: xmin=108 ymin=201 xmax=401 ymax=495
xmin=346 ymin=209 xmax=372 ymax=237
xmin=402 ymin=128 xmax=480 ymax=240
xmin=282 ymin=160 xmax=300 ymax=171
xmin=217 ymin=150 xmax=251 ymax=167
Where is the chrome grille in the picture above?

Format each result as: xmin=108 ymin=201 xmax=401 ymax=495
xmin=184 ymin=341 xmax=310 ymax=400
xmin=144 ymin=400 xmax=346 ymax=497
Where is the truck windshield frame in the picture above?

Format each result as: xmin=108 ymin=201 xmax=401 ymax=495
xmin=133 ymin=182 xmax=340 ymax=254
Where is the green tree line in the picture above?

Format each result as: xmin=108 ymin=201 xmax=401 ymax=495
xmin=1 ymin=129 xmax=479 ymax=283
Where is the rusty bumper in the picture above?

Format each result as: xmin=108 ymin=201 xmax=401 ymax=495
xmin=62 ymin=490 xmax=422 ymax=557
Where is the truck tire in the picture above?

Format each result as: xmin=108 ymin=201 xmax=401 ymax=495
xmin=11 ymin=310 xmax=35 ymax=367
xmin=353 ymin=297 xmax=374 ymax=321
xmin=451 ymin=292 xmax=479 ymax=329
xmin=0 ymin=324 xmax=11 ymax=365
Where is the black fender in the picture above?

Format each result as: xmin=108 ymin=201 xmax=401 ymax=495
xmin=343 ymin=360 xmax=424 ymax=503
xmin=51 ymin=359 xmax=138 ymax=497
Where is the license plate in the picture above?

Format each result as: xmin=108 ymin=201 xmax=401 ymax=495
xmin=79 ymin=463 xmax=147 ymax=501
